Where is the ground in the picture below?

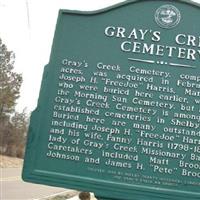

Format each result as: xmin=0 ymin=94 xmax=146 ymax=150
xmin=0 ymin=154 xmax=96 ymax=200
xmin=0 ymin=154 xmax=23 ymax=168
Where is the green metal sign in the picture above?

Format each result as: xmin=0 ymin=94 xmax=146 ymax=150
xmin=23 ymin=0 xmax=200 ymax=199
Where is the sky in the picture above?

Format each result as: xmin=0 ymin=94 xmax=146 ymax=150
xmin=0 ymin=0 xmax=200 ymax=113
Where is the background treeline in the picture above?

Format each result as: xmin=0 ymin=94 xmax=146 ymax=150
xmin=0 ymin=38 xmax=29 ymax=158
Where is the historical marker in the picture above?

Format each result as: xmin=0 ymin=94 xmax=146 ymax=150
xmin=23 ymin=0 xmax=200 ymax=199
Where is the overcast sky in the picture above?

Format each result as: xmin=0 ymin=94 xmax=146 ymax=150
xmin=0 ymin=0 xmax=200 ymax=112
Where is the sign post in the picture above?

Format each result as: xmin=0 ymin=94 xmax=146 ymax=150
xmin=23 ymin=1 xmax=200 ymax=199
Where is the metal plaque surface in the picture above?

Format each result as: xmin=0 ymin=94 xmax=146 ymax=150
xmin=23 ymin=0 xmax=200 ymax=199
